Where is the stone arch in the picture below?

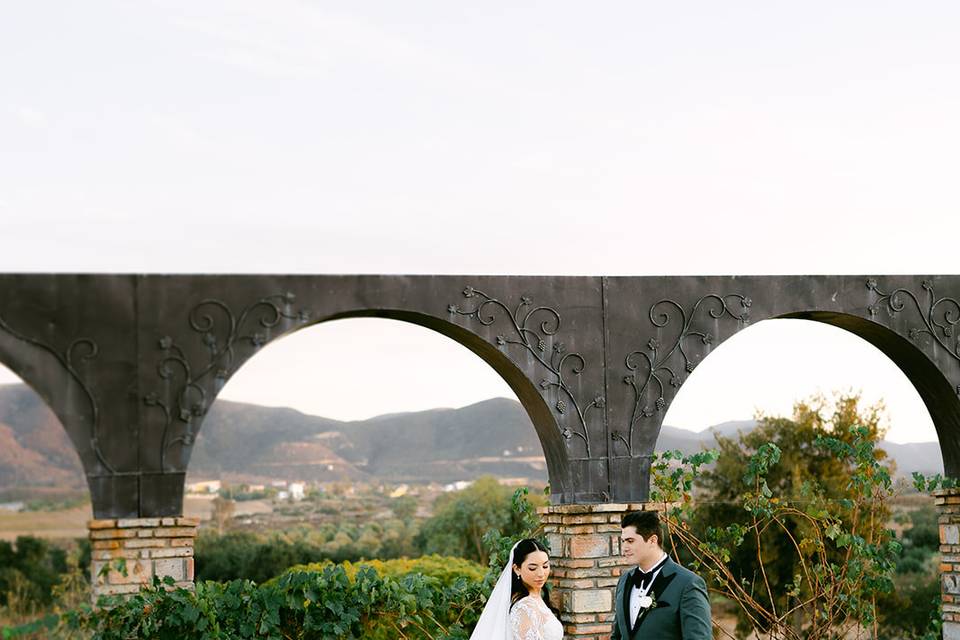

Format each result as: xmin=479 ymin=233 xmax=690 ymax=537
xmin=0 ymin=362 xmax=88 ymax=490
xmin=601 ymin=276 xmax=960 ymax=503
xmin=0 ymin=317 xmax=106 ymax=481
xmin=175 ymin=307 xmax=572 ymax=504
xmin=654 ymin=312 xmax=947 ymax=452
xmin=777 ymin=310 xmax=959 ymax=474
xmin=649 ymin=309 xmax=955 ymax=474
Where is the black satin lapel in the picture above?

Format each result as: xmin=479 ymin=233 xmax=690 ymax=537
xmin=650 ymin=569 xmax=678 ymax=600
xmin=631 ymin=568 xmax=679 ymax=637
xmin=623 ymin=568 xmax=637 ymax=635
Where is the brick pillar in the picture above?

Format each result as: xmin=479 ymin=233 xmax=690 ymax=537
xmin=540 ymin=502 xmax=660 ymax=640
xmin=88 ymin=517 xmax=199 ymax=600
xmin=936 ymin=489 xmax=960 ymax=639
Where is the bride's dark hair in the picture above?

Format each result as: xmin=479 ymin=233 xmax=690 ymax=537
xmin=509 ymin=538 xmax=561 ymax=618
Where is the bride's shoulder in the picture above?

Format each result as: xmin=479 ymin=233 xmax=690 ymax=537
xmin=511 ymin=595 xmax=544 ymax=614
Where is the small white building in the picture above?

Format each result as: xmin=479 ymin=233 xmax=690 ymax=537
xmin=186 ymin=480 xmax=221 ymax=494
xmin=276 ymin=491 xmax=290 ymax=501
xmin=289 ymin=482 xmax=305 ymax=501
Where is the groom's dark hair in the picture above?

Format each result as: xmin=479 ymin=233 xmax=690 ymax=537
xmin=621 ymin=510 xmax=663 ymax=546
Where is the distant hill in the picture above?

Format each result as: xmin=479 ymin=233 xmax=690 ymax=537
xmin=0 ymin=384 xmax=945 ymax=489
xmin=0 ymin=385 xmax=85 ymax=488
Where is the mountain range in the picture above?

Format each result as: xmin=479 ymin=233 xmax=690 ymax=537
xmin=0 ymin=384 xmax=944 ymax=489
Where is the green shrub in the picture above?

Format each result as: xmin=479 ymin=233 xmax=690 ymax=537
xmin=0 ymin=537 xmax=68 ymax=608
xmin=876 ymin=572 xmax=941 ymax=639
xmin=54 ymin=564 xmax=485 ymax=640
xmin=279 ymin=555 xmax=485 ymax=587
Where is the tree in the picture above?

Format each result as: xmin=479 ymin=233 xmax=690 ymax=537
xmin=0 ymin=536 xmax=68 ymax=609
xmin=652 ymin=393 xmax=901 ymax=639
xmin=210 ymin=496 xmax=235 ymax=535
xmin=391 ymin=496 xmax=418 ymax=523
xmin=417 ymin=476 xmax=542 ymax=565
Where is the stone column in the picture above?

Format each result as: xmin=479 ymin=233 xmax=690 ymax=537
xmin=937 ymin=489 xmax=960 ymax=639
xmin=88 ymin=517 xmax=199 ymax=599
xmin=540 ymin=503 xmax=660 ymax=639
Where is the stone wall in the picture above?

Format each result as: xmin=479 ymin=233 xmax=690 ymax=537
xmin=88 ymin=517 xmax=198 ymax=599
xmin=937 ymin=488 xmax=960 ymax=639
xmin=540 ymin=502 xmax=660 ymax=639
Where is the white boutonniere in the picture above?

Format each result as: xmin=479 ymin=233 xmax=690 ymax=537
xmin=638 ymin=594 xmax=657 ymax=610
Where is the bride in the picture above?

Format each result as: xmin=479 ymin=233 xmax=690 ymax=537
xmin=470 ymin=538 xmax=564 ymax=640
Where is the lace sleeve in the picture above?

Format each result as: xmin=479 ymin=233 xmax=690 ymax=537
xmin=509 ymin=598 xmax=545 ymax=640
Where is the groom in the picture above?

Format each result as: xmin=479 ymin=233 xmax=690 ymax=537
xmin=610 ymin=510 xmax=711 ymax=639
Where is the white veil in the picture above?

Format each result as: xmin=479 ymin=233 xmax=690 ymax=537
xmin=469 ymin=541 xmax=520 ymax=640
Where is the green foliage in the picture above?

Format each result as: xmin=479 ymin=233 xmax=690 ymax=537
xmin=20 ymin=496 xmax=89 ymax=512
xmin=7 ymin=486 xmax=547 ymax=639
xmin=277 ymin=555 xmax=485 ymax=587
xmin=23 ymin=554 xmax=492 ymax=639
xmin=1 ymin=612 xmax=61 ymax=639
xmin=391 ymin=496 xmax=419 ymax=523
xmin=417 ymin=477 xmax=544 ymax=566
xmin=195 ymin=516 xmax=420 ymax=582
xmin=653 ymin=394 xmax=902 ymax=639
xmin=53 ymin=564 xmax=487 ymax=640
xmin=481 ymin=486 xmax=547 ymax=580
xmin=876 ymin=572 xmax=942 ymax=640
xmin=196 ymin=480 xmax=541 ymax=584
xmin=894 ymin=506 xmax=939 ymax=575
xmin=912 ymin=471 xmax=958 ymax=492
xmin=0 ymin=538 xmax=90 ymax=636
xmin=0 ymin=537 xmax=69 ymax=608
xmin=218 ymin=486 xmax=276 ymax=502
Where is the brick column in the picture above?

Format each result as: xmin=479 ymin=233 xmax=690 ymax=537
xmin=88 ymin=517 xmax=199 ymax=600
xmin=937 ymin=489 xmax=960 ymax=639
xmin=540 ymin=502 xmax=660 ymax=639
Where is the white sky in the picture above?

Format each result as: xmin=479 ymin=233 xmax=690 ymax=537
xmin=2 ymin=1 xmax=959 ymax=444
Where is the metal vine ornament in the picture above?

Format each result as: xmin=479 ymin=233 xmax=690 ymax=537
xmin=144 ymin=292 xmax=311 ymax=471
xmin=614 ymin=294 xmax=752 ymax=456
xmin=448 ymin=286 xmax=603 ymax=457
xmin=866 ymin=278 xmax=960 ymax=364
xmin=0 ymin=313 xmax=112 ymax=473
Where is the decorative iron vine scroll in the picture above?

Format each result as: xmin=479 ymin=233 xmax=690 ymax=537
xmin=614 ymin=294 xmax=751 ymax=456
xmin=448 ymin=286 xmax=602 ymax=457
xmin=866 ymin=278 xmax=960 ymax=365
xmin=0 ymin=314 xmax=113 ymax=473
xmin=144 ymin=292 xmax=311 ymax=472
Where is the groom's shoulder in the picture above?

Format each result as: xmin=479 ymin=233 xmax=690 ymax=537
xmin=667 ymin=560 xmax=705 ymax=585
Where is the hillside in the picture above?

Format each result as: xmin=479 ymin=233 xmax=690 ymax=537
xmin=0 ymin=383 xmax=944 ymax=489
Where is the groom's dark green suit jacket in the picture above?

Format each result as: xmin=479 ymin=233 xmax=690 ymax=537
xmin=610 ymin=557 xmax=711 ymax=639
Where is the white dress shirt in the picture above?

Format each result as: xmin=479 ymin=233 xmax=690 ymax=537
xmin=629 ymin=552 xmax=668 ymax=626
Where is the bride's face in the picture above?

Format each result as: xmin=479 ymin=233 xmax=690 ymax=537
xmin=514 ymin=550 xmax=551 ymax=592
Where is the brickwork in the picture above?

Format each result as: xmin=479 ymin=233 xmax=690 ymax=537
xmin=88 ymin=517 xmax=199 ymax=599
xmin=936 ymin=489 xmax=960 ymax=639
xmin=539 ymin=502 xmax=662 ymax=639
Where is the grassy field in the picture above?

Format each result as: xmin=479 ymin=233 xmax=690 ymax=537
xmin=0 ymin=497 xmax=276 ymax=541
xmin=0 ymin=504 xmax=92 ymax=541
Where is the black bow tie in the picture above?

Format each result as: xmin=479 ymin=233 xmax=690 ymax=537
xmin=630 ymin=568 xmax=653 ymax=591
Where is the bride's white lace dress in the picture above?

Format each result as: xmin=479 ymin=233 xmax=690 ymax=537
xmin=509 ymin=595 xmax=563 ymax=640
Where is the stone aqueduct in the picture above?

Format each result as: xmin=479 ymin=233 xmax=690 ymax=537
xmin=3 ymin=273 xmax=960 ymax=637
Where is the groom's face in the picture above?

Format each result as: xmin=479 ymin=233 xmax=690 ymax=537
xmin=620 ymin=525 xmax=659 ymax=568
